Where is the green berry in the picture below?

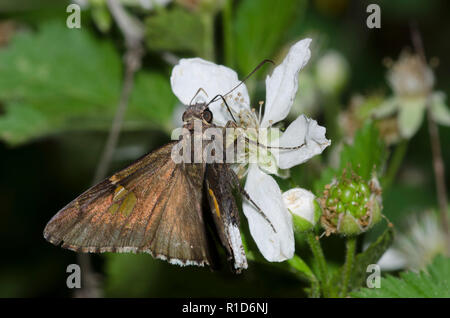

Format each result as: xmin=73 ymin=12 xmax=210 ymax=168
xmin=326 ymin=197 xmax=335 ymax=207
xmin=341 ymin=187 xmax=355 ymax=203
xmin=336 ymin=202 xmax=345 ymax=213
xmin=348 ymin=181 xmax=358 ymax=190
xmin=319 ymin=173 xmax=383 ymax=237
xmin=330 ymin=186 xmax=341 ymax=199
xmin=358 ymin=182 xmax=370 ymax=196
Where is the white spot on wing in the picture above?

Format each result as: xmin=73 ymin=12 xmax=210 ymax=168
xmin=227 ymin=224 xmax=248 ymax=270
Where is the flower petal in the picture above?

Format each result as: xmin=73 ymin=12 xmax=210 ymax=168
xmin=272 ymin=115 xmax=330 ymax=169
xmin=430 ymin=92 xmax=450 ymax=126
xmin=397 ymin=98 xmax=426 ymax=139
xmin=243 ymin=164 xmax=294 ymax=262
xmin=372 ymin=97 xmax=399 ymax=118
xmin=376 ymin=247 xmax=407 ymax=271
xmin=261 ymin=39 xmax=312 ymax=128
xmin=170 ymin=58 xmax=250 ymax=125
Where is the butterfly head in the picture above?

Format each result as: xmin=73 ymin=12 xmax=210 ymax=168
xmin=182 ymin=102 xmax=213 ymax=130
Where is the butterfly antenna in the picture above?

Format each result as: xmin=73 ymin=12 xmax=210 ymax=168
xmin=205 ymin=59 xmax=274 ymax=122
xmin=189 ymin=87 xmax=209 ymax=106
xmin=206 ymin=94 xmax=237 ymax=123
xmin=222 ymin=59 xmax=274 ymax=98
xmin=207 ymin=59 xmax=274 ymax=107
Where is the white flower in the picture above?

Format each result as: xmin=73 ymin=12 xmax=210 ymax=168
xmin=373 ymin=51 xmax=450 ymax=139
xmin=170 ymin=39 xmax=330 ymax=262
xmin=376 ymin=210 xmax=449 ymax=271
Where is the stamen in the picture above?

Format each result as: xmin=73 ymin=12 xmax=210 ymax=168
xmin=258 ymin=101 xmax=264 ymax=123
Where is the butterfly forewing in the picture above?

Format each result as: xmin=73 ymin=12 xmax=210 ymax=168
xmin=44 ymin=142 xmax=213 ymax=266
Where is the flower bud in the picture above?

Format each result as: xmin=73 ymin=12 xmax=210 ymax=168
xmin=283 ymin=188 xmax=322 ymax=232
xmin=315 ymin=50 xmax=349 ymax=95
xmin=319 ymin=172 xmax=382 ymax=236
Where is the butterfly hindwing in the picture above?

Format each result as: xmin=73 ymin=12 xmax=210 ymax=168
xmin=43 ymin=142 xmax=213 ymax=266
xmin=205 ymin=163 xmax=248 ymax=272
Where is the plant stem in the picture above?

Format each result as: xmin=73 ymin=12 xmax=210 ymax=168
xmin=382 ymin=140 xmax=408 ymax=190
xmin=309 ymin=278 xmax=321 ymax=298
xmin=306 ymin=232 xmax=329 ymax=297
xmin=410 ymin=23 xmax=450 ymax=252
xmin=426 ymin=105 xmax=450 ymax=251
xmin=339 ymin=236 xmax=357 ymax=297
xmin=74 ymin=0 xmax=144 ymax=298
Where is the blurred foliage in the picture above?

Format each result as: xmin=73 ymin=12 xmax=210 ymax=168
xmin=145 ymin=8 xmax=205 ymax=56
xmin=233 ymin=0 xmax=305 ymax=74
xmin=0 ymin=20 xmax=176 ymax=145
xmin=0 ymin=0 xmax=449 ymax=298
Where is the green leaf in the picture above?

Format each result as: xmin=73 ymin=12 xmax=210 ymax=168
xmin=287 ymin=254 xmax=315 ymax=281
xmin=233 ymin=0 xmax=304 ymax=75
xmin=145 ymin=8 xmax=205 ymax=56
xmin=0 ymin=21 xmax=177 ymax=146
xmin=314 ymin=121 xmax=387 ymax=194
xmin=349 ymin=228 xmax=394 ymax=288
xmin=339 ymin=121 xmax=387 ymax=180
xmin=313 ymin=166 xmax=335 ymax=195
xmin=352 ymin=254 xmax=450 ymax=298
xmin=0 ymin=102 xmax=49 ymax=145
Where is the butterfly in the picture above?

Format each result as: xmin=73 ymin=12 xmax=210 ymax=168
xmin=43 ymin=62 xmax=276 ymax=273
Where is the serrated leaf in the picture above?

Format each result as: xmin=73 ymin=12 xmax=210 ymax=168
xmin=314 ymin=122 xmax=386 ymax=194
xmin=234 ymin=0 xmax=304 ymax=75
xmin=145 ymin=8 xmax=205 ymax=56
xmin=0 ymin=21 xmax=177 ymax=146
xmin=339 ymin=121 xmax=387 ymax=180
xmin=349 ymin=228 xmax=394 ymax=288
xmin=352 ymin=255 xmax=450 ymax=298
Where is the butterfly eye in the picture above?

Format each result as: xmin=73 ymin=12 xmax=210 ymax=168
xmin=202 ymin=109 xmax=213 ymax=123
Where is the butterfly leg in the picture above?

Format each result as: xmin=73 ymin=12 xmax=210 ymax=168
xmin=245 ymin=135 xmax=306 ymax=150
xmin=226 ymin=167 xmax=277 ymax=233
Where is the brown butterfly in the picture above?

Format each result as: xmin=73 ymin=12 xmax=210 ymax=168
xmin=42 ymin=60 xmax=281 ymax=272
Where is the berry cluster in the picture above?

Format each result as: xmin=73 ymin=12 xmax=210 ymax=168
xmin=319 ymin=172 xmax=382 ymax=236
